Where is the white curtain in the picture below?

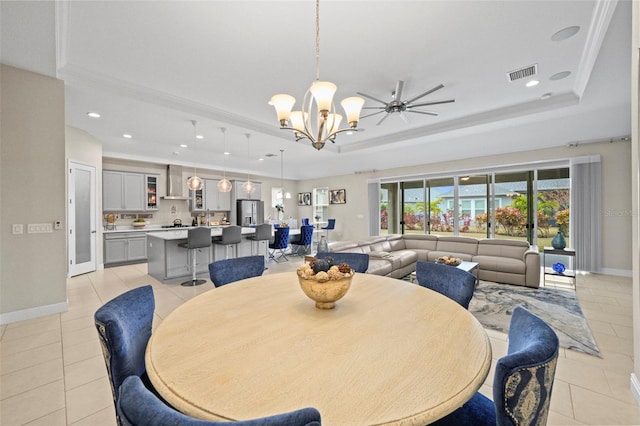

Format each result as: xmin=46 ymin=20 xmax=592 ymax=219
xmin=570 ymin=156 xmax=602 ymax=272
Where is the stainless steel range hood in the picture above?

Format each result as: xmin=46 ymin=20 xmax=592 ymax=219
xmin=162 ymin=165 xmax=190 ymax=200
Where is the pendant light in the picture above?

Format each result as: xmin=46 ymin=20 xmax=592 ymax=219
xmin=186 ymin=120 xmax=203 ymax=191
xmin=242 ymin=133 xmax=255 ymax=195
xmin=217 ymin=127 xmax=232 ymax=192
xmin=278 ymin=149 xmax=291 ymax=199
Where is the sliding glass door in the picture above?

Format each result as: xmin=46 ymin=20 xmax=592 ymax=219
xmin=380 ymin=182 xmax=399 ymax=235
xmin=427 ymin=178 xmax=455 ymax=236
xmin=401 ymin=180 xmax=425 ymax=234
xmin=458 ymin=175 xmax=490 ymax=237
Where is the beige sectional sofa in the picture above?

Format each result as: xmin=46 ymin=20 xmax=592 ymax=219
xmin=328 ymin=234 xmax=541 ymax=288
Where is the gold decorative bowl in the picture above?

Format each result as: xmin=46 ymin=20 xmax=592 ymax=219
xmin=297 ymin=274 xmax=353 ymax=309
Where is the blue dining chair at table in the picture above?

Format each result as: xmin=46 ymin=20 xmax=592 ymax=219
xmin=290 ymin=225 xmax=314 ymax=255
xmin=315 ymin=252 xmax=369 ymax=273
xmin=320 ymin=219 xmax=336 ymax=242
xmin=430 ymin=306 xmax=559 ymax=426
xmin=415 ymin=260 xmax=476 ymax=309
xmin=301 ymin=217 xmax=310 ymax=226
xmin=208 ymin=255 xmax=265 ymax=287
xmin=94 ymin=285 xmax=156 ymax=425
xmin=268 ymin=226 xmax=290 ymax=262
xmin=117 ymin=375 xmax=322 ymax=426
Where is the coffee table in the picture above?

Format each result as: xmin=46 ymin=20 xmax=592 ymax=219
xmin=409 ymin=260 xmax=479 ymax=285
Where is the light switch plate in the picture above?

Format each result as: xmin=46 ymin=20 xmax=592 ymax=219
xmin=27 ymin=223 xmax=53 ymax=233
xmin=12 ymin=224 xmax=23 ymax=235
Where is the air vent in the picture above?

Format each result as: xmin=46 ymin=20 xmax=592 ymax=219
xmin=507 ymin=64 xmax=538 ymax=82
xmin=264 ymin=153 xmax=278 ymax=158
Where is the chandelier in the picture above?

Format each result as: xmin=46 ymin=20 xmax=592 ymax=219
xmin=217 ymin=127 xmax=232 ymax=193
xmin=186 ymin=120 xmax=203 ymax=191
xmin=270 ymin=0 xmax=364 ymax=151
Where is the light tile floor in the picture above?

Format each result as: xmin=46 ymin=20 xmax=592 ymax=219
xmin=1 ymin=261 xmax=639 ymax=425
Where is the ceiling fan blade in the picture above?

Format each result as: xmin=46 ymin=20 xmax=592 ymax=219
xmin=399 ymin=111 xmax=410 ymax=124
xmin=406 ymin=110 xmax=439 ymax=116
xmin=376 ymin=113 xmax=391 ymax=126
xmin=356 ymin=92 xmax=389 ymax=105
xmin=362 ymin=106 xmax=386 ymax=110
xmin=405 ymin=84 xmax=445 ymax=104
xmin=410 ymin=99 xmax=455 ymax=108
xmin=360 ymin=110 xmax=386 ymax=119
xmin=393 ymin=80 xmax=404 ymax=101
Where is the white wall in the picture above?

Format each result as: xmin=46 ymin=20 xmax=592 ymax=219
xmin=0 ymin=65 xmax=67 ymax=323
xmin=630 ymin=0 xmax=639 ymax=406
xmin=295 ymin=140 xmax=633 ymax=274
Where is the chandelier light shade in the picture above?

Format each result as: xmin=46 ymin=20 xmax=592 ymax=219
xmin=217 ymin=127 xmax=232 ymax=193
xmin=186 ymin=120 xmax=203 ymax=191
xmin=270 ymin=0 xmax=364 ymax=151
xmin=242 ymin=133 xmax=255 ymax=195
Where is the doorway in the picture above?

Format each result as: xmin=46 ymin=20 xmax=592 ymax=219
xmin=68 ymin=161 xmax=97 ymax=277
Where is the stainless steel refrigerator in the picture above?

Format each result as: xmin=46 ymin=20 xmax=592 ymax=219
xmin=237 ymin=199 xmax=264 ymax=226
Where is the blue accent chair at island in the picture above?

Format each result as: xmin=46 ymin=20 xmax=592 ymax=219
xmin=208 ymin=255 xmax=265 ymax=287
xmin=430 ymin=306 xmax=559 ymax=426
xmin=269 ymin=226 xmax=290 ymax=262
xmin=291 ymin=225 xmax=314 ymax=256
xmin=415 ymin=260 xmax=476 ymax=309
xmin=117 ymin=375 xmax=322 ymax=426
xmin=315 ymin=252 xmax=369 ymax=273
xmin=94 ymin=285 xmax=156 ymax=425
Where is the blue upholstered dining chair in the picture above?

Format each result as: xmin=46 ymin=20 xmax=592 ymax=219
xmin=430 ymin=306 xmax=559 ymax=426
xmin=415 ymin=260 xmax=476 ymax=309
xmin=320 ymin=219 xmax=336 ymax=241
xmin=269 ymin=226 xmax=290 ymax=262
xmin=208 ymin=255 xmax=265 ymax=287
xmin=94 ymin=285 xmax=155 ymax=425
xmin=315 ymin=252 xmax=369 ymax=273
xmin=290 ymin=225 xmax=314 ymax=255
xmin=301 ymin=217 xmax=310 ymax=226
xmin=117 ymin=375 xmax=322 ymax=426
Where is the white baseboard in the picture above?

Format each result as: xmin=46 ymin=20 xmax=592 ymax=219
xmin=0 ymin=301 xmax=68 ymax=325
xmin=632 ymin=373 xmax=640 ymax=406
xmin=599 ymin=267 xmax=632 ymax=277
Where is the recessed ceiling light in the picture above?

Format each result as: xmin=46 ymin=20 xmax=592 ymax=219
xmin=196 ymin=135 xmax=204 ymax=139
xmin=123 ymin=134 xmax=132 ymax=139
xmin=526 ymin=80 xmax=539 ymax=87
xmin=224 ymin=151 xmax=230 ymax=156
xmin=551 ymin=26 xmax=580 ymax=42
xmin=180 ymin=144 xmax=188 ymax=148
xmin=540 ymin=92 xmax=552 ymax=100
xmin=259 ymin=158 xmax=264 ymax=161
xmin=87 ymin=112 xmax=101 ymax=118
xmin=550 ymin=71 xmax=571 ymax=81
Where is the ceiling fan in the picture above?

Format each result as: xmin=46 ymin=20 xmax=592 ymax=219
xmin=357 ymin=80 xmax=455 ymax=126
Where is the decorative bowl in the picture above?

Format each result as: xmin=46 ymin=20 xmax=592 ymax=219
xmin=297 ymin=274 xmax=353 ymax=309
xmin=552 ymin=262 xmax=566 ymax=274
xmin=132 ymin=221 xmax=146 ymax=228
xmin=436 ymin=256 xmax=462 ymax=266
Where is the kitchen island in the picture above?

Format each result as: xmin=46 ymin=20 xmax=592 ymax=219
xmin=147 ymin=227 xmax=300 ymax=283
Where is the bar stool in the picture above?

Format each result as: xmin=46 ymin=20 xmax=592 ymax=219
xmin=213 ymin=226 xmax=242 ymax=259
xmin=178 ymin=227 xmax=211 ymax=286
xmin=247 ymin=223 xmax=272 ymax=268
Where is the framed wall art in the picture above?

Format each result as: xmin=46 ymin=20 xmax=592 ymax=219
xmin=329 ymin=189 xmax=346 ymax=204
xmin=298 ymin=192 xmax=312 ymax=206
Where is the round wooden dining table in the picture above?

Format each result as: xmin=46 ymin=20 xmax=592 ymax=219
xmin=145 ymin=272 xmax=491 ymax=425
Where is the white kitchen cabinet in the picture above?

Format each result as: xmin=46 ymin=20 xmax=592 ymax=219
xmin=204 ymin=179 xmax=231 ymax=211
xmin=145 ymin=174 xmax=159 ymax=210
xmin=233 ymin=180 xmax=262 ymax=200
xmin=103 ymin=170 xmax=145 ymax=211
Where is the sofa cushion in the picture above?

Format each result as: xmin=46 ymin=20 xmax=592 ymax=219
xmin=435 ymin=236 xmax=479 ymax=256
xmin=328 ymin=241 xmax=359 ymax=252
xmin=477 ymin=239 xmax=529 ymax=259
xmin=387 ymin=235 xmax=406 ymax=251
xmin=367 ymin=259 xmax=393 ymax=276
xmin=386 ymin=250 xmax=418 ymax=269
xmin=403 ymin=234 xmax=439 ymax=251
xmin=472 ymin=255 xmax=526 ymax=274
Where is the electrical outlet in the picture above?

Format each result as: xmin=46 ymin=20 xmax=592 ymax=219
xmin=54 ymin=220 xmax=62 ymax=230
xmin=12 ymin=224 xmax=23 ymax=235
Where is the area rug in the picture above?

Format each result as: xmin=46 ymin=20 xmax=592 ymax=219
xmin=468 ymin=281 xmax=601 ymax=357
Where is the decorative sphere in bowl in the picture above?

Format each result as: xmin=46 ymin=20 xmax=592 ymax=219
xmin=297 ymin=262 xmax=354 ymax=309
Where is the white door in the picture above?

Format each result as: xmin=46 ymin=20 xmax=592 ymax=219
xmin=69 ymin=161 xmax=97 ymax=276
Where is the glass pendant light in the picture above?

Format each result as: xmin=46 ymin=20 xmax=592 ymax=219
xmin=217 ymin=127 xmax=232 ymax=192
xmin=242 ymin=133 xmax=255 ymax=195
xmin=186 ymin=120 xmax=203 ymax=191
